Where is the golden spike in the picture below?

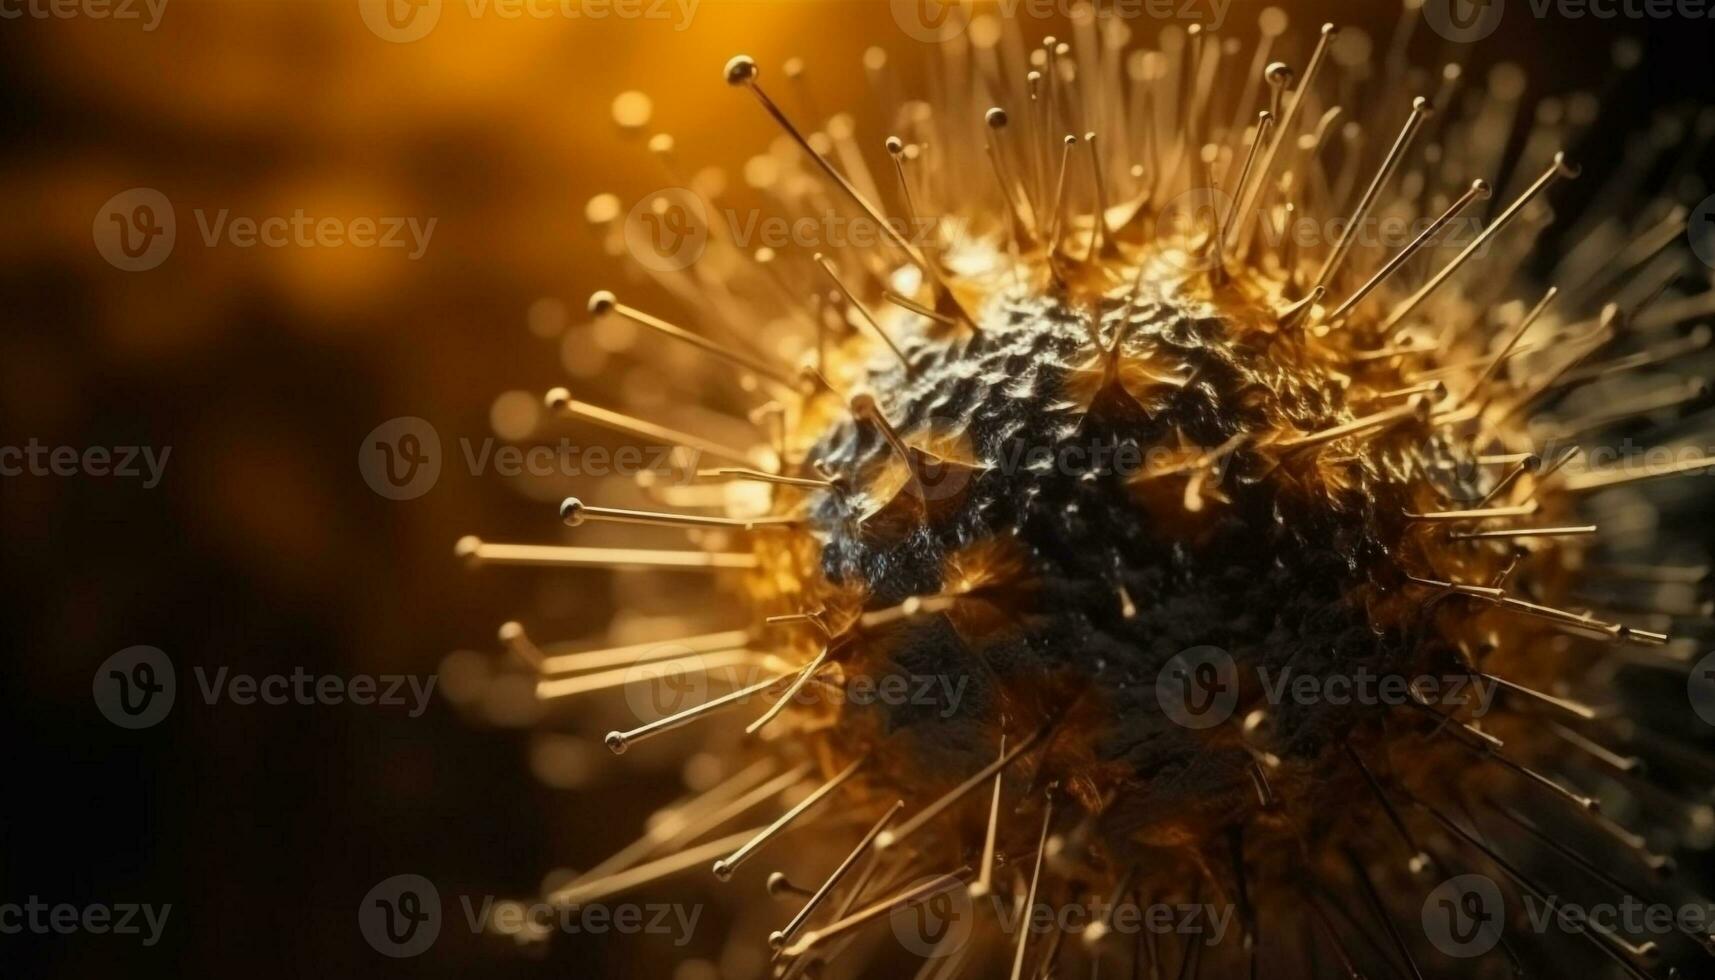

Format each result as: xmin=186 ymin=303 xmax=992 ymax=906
xmin=1404 ymin=573 xmax=1504 ymax=601
xmin=769 ymin=801 xmax=904 ymax=950
xmin=547 ymin=826 xmax=768 ymax=908
xmin=1563 ymin=451 xmax=1714 ymax=492
xmin=1081 ymin=862 xmax=1142 ymax=947
xmin=1047 ymin=133 xmax=1079 ymax=252
xmin=968 ymin=734 xmax=1007 ymax=900
xmin=534 ymin=627 xmax=752 ymax=676
xmin=1327 ymin=179 xmax=1490 ymax=323
xmin=763 ymin=612 xmax=831 ymax=637
xmin=883 ymin=289 xmax=958 ymax=326
xmin=498 ymin=620 xmax=545 ymax=670
xmin=588 ymin=291 xmax=796 ymax=388
xmin=744 ymin=646 xmax=831 ymax=734
xmin=1384 ymin=154 xmax=1580 ymax=333
xmin=701 ymin=467 xmax=838 ymax=492
xmin=560 ymin=497 xmax=799 ymax=532
xmin=1274 ymin=395 xmax=1428 ymax=452
xmin=604 ymin=671 xmax=792 ymax=754
xmin=1476 ymin=454 xmax=1542 ymax=506
xmin=536 ymin=650 xmax=776 ymax=701
xmin=876 ymin=723 xmax=1050 ymax=850
xmin=1478 ymin=672 xmax=1599 ymax=721
xmin=884 ymin=135 xmax=922 ymax=237
xmin=456 ymin=536 xmax=756 ymax=571
xmin=1463 ymin=287 xmax=1559 ymax=406
xmin=767 ymin=872 xmax=813 ymax=899
xmin=1311 ymin=97 xmax=1433 ymax=292
xmin=544 ymin=387 xmax=756 ymax=467
xmin=1560 ymin=325 xmax=1712 ymax=385
xmin=1546 ymin=721 xmax=1643 ymax=774
xmin=1478 ymin=452 xmax=1539 ymax=465
xmin=664 ymin=763 xmax=814 ymax=859
xmin=780 ymin=868 xmax=970 ymax=959
xmin=1009 ymin=791 xmax=1057 ymax=980
xmin=1228 ymin=7 xmax=1288 ymax=143
xmin=1234 ymin=24 xmax=1339 ymax=243
xmin=849 ymin=393 xmax=915 ymax=473
xmin=1219 ymin=111 xmax=1274 ymax=254
xmin=1403 ymin=501 xmax=1539 ymax=522
xmin=1449 ymin=525 xmax=1598 ymax=541
xmin=712 ymin=756 xmax=867 ymax=881
xmin=1084 ymin=130 xmax=1112 ymax=260
xmin=1366 ymin=380 xmax=1446 ymax=402
xmin=724 ymin=55 xmax=972 ymax=326
xmin=573 ymin=758 xmax=781 ymax=884
xmin=1277 ymin=285 xmax=1325 ymax=331
xmin=984 ymin=108 xmax=1038 ymax=237
xmin=814 ymin=253 xmax=913 ymax=374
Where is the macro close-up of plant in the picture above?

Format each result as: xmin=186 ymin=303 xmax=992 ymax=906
xmin=6 ymin=1 xmax=1715 ymax=978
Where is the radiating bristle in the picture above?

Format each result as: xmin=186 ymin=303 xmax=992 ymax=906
xmin=458 ymin=11 xmax=1715 ymax=978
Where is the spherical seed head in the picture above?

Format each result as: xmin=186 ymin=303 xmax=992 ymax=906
xmin=544 ymin=387 xmax=572 ymax=412
xmin=470 ymin=18 xmax=1715 ymax=980
xmin=498 ymin=621 xmax=524 ymax=643
xmin=454 ymin=535 xmax=482 ymax=561
xmin=588 ymin=290 xmax=616 ymax=316
xmin=724 ymin=55 xmax=758 ymax=86
xmin=985 ymin=107 xmax=1007 ymax=129
xmin=603 ymin=731 xmax=628 ymax=755
xmin=559 ymin=497 xmax=587 ymax=527
xmin=711 ymin=860 xmax=733 ymax=882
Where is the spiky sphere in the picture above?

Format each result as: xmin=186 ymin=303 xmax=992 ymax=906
xmin=465 ymin=10 xmax=1715 ymax=979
